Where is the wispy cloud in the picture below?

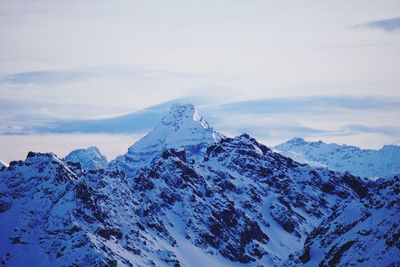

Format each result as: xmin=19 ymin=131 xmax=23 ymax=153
xmin=1 ymin=95 xmax=400 ymax=161
xmin=357 ymin=17 xmax=400 ymax=32
xmin=0 ymin=66 xmax=222 ymax=86
xmin=0 ymin=70 xmax=95 ymax=86
xmin=4 ymin=95 xmax=399 ymax=143
xmin=212 ymin=96 xmax=400 ymax=115
xmin=343 ymin=124 xmax=400 ymax=137
xmin=0 ymin=65 xmax=229 ymax=114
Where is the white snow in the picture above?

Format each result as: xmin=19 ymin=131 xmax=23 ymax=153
xmin=275 ymin=137 xmax=400 ymax=179
xmin=65 ymin=146 xmax=108 ymax=170
xmin=110 ymin=103 xmax=223 ymax=175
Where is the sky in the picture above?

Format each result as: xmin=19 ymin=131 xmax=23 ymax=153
xmin=0 ymin=0 xmax=400 ymax=163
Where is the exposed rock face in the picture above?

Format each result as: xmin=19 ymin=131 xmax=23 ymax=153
xmin=288 ymin=175 xmax=400 ymax=267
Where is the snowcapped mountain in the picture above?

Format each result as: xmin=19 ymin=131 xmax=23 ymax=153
xmin=110 ymin=103 xmax=224 ymax=176
xmin=65 ymin=146 xmax=108 ymax=170
xmin=0 ymin=141 xmax=366 ymax=266
xmin=275 ymin=137 xmax=400 ymax=179
xmin=0 ymin=152 xmax=139 ymax=266
xmin=0 ymin=103 xmax=398 ymax=266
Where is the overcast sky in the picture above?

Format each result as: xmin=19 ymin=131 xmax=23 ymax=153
xmin=0 ymin=0 xmax=400 ymax=162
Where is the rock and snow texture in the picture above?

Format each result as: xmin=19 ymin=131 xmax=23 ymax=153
xmin=64 ymin=146 xmax=108 ymax=170
xmin=0 ymin=142 xmax=366 ymax=266
xmin=0 ymin=103 xmax=398 ymax=266
xmin=275 ymin=137 xmax=400 ymax=179
xmin=110 ymin=103 xmax=223 ymax=176
xmin=288 ymin=175 xmax=400 ymax=266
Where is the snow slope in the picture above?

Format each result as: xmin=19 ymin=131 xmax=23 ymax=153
xmin=275 ymin=137 xmax=400 ymax=179
xmin=65 ymin=146 xmax=108 ymax=170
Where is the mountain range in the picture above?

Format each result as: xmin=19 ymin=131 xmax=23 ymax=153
xmin=0 ymin=103 xmax=398 ymax=266
xmin=275 ymin=137 xmax=400 ymax=179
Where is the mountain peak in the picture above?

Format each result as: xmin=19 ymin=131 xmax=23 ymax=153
xmin=128 ymin=103 xmax=220 ymax=153
xmin=26 ymin=151 xmax=59 ymax=161
xmin=275 ymin=138 xmax=400 ymax=179
xmin=65 ymin=146 xmax=108 ymax=170
xmin=111 ymin=103 xmax=223 ymax=174
xmin=159 ymin=103 xmax=210 ymax=131
xmin=286 ymin=137 xmax=307 ymax=145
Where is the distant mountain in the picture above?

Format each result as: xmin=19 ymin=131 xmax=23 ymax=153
xmin=65 ymin=146 xmax=108 ymax=170
xmin=275 ymin=137 xmax=400 ymax=179
xmin=0 ymin=103 xmax=397 ymax=266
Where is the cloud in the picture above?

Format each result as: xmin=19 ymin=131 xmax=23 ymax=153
xmin=212 ymin=96 xmax=400 ymax=115
xmin=343 ymin=124 xmax=400 ymax=137
xmin=4 ymin=95 xmax=398 ymax=136
xmin=0 ymin=65 xmax=230 ymax=113
xmin=0 ymin=66 xmax=222 ymax=86
xmin=0 ymin=70 xmax=93 ymax=86
xmin=214 ymin=117 xmax=329 ymax=140
xmin=358 ymin=17 xmax=400 ymax=32
xmin=34 ymin=101 xmax=172 ymax=134
xmin=0 ymin=97 xmax=206 ymax=134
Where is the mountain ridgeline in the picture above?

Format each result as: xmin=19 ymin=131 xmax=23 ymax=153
xmin=0 ymin=103 xmax=398 ymax=266
xmin=275 ymin=137 xmax=400 ymax=179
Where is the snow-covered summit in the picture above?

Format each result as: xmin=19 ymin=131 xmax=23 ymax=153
xmin=65 ymin=146 xmax=108 ymax=170
xmin=285 ymin=137 xmax=308 ymax=146
xmin=110 ymin=103 xmax=223 ymax=174
xmin=275 ymin=138 xmax=400 ymax=179
xmin=129 ymin=103 xmax=222 ymax=152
